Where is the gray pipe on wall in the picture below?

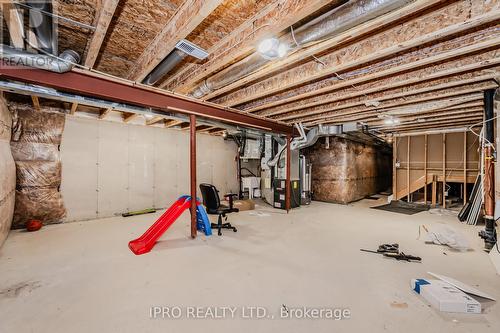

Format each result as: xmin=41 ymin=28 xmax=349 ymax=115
xmin=190 ymin=0 xmax=414 ymax=99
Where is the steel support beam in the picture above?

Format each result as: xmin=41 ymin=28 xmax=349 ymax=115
xmin=480 ymin=89 xmax=496 ymax=250
xmin=0 ymin=66 xmax=293 ymax=134
xmin=190 ymin=114 xmax=197 ymax=239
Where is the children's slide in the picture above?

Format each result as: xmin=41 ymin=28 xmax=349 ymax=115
xmin=128 ymin=196 xmax=211 ymax=255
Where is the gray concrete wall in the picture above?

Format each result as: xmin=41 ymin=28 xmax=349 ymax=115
xmin=0 ymin=97 xmax=15 ymax=246
xmin=60 ymin=116 xmax=238 ymax=221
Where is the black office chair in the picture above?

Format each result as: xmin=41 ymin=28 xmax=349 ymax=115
xmin=199 ymin=183 xmax=238 ymax=236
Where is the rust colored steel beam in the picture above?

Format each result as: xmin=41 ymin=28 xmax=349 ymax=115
xmin=190 ymin=114 xmax=197 ymax=239
xmin=0 ymin=65 xmax=293 ymax=134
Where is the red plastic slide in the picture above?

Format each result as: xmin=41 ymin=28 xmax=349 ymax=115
xmin=128 ymin=196 xmax=192 ymax=255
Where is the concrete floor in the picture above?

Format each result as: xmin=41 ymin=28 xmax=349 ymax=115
xmin=0 ymin=198 xmax=499 ymax=333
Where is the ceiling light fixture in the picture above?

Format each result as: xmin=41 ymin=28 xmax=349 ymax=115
xmin=258 ymin=37 xmax=288 ymax=60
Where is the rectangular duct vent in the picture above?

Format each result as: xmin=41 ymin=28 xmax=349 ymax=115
xmin=175 ymin=39 xmax=209 ymax=60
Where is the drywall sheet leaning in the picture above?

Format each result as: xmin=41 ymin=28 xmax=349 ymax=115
xmin=0 ymin=97 xmax=15 ymax=246
xmin=60 ymin=116 xmax=238 ymax=221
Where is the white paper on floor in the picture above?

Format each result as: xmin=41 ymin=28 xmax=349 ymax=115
xmin=489 ymin=244 xmax=500 ymax=275
xmin=248 ymin=211 xmax=271 ymax=217
xmin=421 ymin=224 xmax=471 ymax=251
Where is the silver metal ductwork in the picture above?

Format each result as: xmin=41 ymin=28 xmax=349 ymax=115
xmin=266 ymin=122 xmax=356 ymax=168
xmin=0 ymin=45 xmax=80 ymax=73
xmin=190 ymin=0 xmax=413 ymax=99
xmin=142 ymin=39 xmax=209 ymax=86
xmin=291 ymin=123 xmax=347 ymax=150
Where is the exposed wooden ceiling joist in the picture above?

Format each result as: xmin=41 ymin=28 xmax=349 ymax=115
xmin=280 ymin=79 xmax=497 ymax=123
xmin=165 ymin=119 xmax=183 ymax=128
xmin=146 ymin=116 xmax=164 ymax=126
xmin=378 ymin=116 xmax=483 ymax=132
xmin=303 ymin=88 xmax=492 ymax=125
xmin=317 ymin=96 xmax=485 ymax=125
xmin=84 ymin=0 xmax=120 ymax=68
xmin=198 ymin=0 xmax=447 ymax=104
xmin=246 ymin=46 xmax=500 ymax=114
xmin=367 ymin=107 xmax=484 ymax=126
xmin=128 ymin=0 xmax=225 ymax=82
xmin=31 ymin=95 xmax=40 ymax=111
xmin=164 ymin=0 xmax=336 ymax=94
xmin=213 ymin=9 xmax=500 ymax=107
xmin=256 ymin=60 xmax=500 ymax=117
xmin=262 ymin=69 xmax=498 ymax=119
xmin=99 ymin=107 xmax=113 ymax=119
xmin=70 ymin=102 xmax=79 ymax=115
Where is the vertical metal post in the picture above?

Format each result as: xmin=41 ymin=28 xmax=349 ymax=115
xmin=424 ymin=134 xmax=428 ymax=205
xmin=190 ymin=114 xmax=197 ymax=239
xmin=481 ymin=89 xmax=496 ymax=249
xmin=286 ymin=134 xmax=291 ymax=212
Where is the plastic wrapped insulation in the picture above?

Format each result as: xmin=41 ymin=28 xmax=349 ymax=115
xmin=9 ymin=102 xmax=66 ymax=229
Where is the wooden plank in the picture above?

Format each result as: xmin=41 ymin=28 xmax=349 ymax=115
xmin=99 ymin=107 xmax=112 ymax=119
xmin=31 ymin=96 xmax=40 ymax=111
xmin=123 ymin=113 xmax=138 ymax=123
xmin=300 ymin=84 xmax=495 ymax=125
xmin=377 ymin=115 xmax=483 ymax=131
xmin=166 ymin=0 xmax=335 ymax=93
xmin=367 ymin=107 xmax=484 ymax=127
xmin=84 ymin=0 xmax=120 ymax=68
xmin=0 ymin=1 xmax=24 ymax=48
xmin=146 ymin=116 xmax=164 ymax=126
xmin=324 ymin=100 xmax=484 ymax=126
xmin=216 ymin=11 xmax=500 ymax=106
xmin=128 ymin=0 xmax=224 ymax=82
xmin=197 ymin=126 xmax=216 ymax=133
xmin=248 ymin=56 xmax=499 ymax=114
xmin=209 ymin=0 xmax=446 ymax=106
xmin=165 ymin=120 xmax=183 ymax=128
xmin=70 ymin=102 xmax=79 ymax=115
xmin=257 ymin=60 xmax=500 ymax=117
xmin=278 ymin=75 xmax=496 ymax=122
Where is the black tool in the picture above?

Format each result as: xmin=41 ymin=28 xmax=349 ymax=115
xmin=360 ymin=243 xmax=399 ymax=254
xmin=383 ymin=252 xmax=421 ymax=262
xmin=360 ymin=243 xmax=421 ymax=262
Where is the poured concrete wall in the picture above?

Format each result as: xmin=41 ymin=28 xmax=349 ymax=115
xmin=304 ymin=136 xmax=391 ymax=204
xmin=60 ymin=116 xmax=238 ymax=221
xmin=0 ymin=97 xmax=15 ymax=246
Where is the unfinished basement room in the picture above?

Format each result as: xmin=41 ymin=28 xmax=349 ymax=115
xmin=1 ymin=0 xmax=500 ymax=332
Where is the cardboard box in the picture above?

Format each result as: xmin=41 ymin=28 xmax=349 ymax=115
xmin=411 ymin=279 xmax=481 ymax=314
